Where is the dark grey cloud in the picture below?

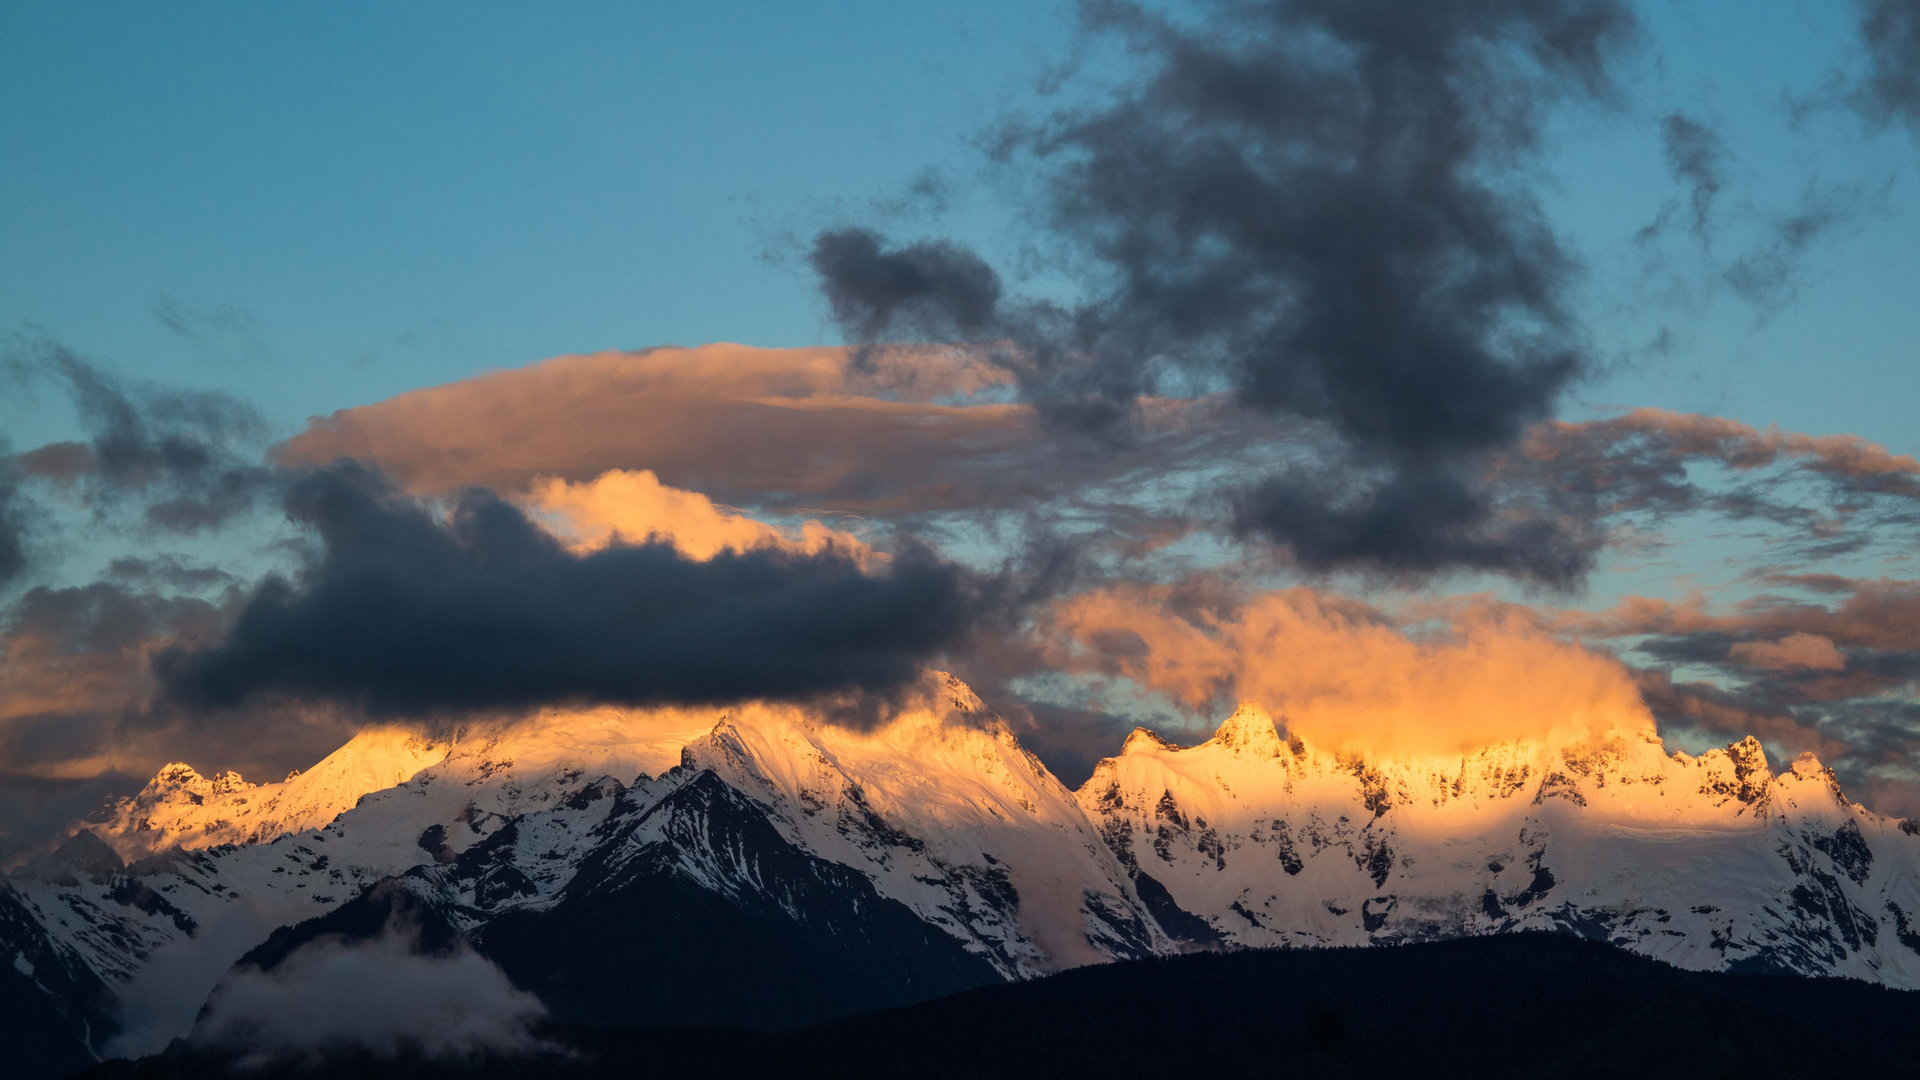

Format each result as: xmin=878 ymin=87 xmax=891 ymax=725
xmin=811 ymin=0 xmax=1640 ymax=586
xmin=3 ymin=335 xmax=275 ymax=534
xmin=0 ymin=455 xmax=25 ymax=587
xmin=1519 ymin=408 xmax=1920 ymax=564
xmin=1858 ymin=0 xmax=1920 ymax=132
xmin=811 ymin=228 xmax=1001 ymax=347
xmin=1660 ymin=113 xmax=1728 ymax=239
xmin=106 ymin=555 xmax=234 ymax=592
xmin=997 ymin=699 xmax=1141 ymax=790
xmin=157 ymin=463 xmax=1000 ymax=718
xmin=0 ymin=771 xmax=139 ymax=869
xmin=150 ymin=293 xmax=262 ymax=345
xmin=7 ymin=580 xmax=223 ymax=659
xmin=1749 ymin=570 xmax=1860 ymax=595
xmin=1633 ymin=631 xmax=1741 ymax=668
xmin=1723 ymin=179 xmax=1884 ymax=314
xmin=1231 ymin=462 xmax=1600 ymax=585
xmin=0 ymin=580 xmax=249 ymax=798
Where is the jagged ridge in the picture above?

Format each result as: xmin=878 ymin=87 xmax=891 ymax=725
xmin=5 ymin=675 xmax=1919 ymax=1077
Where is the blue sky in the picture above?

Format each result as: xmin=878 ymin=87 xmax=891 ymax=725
xmin=5 ymin=0 xmax=1911 ymax=450
xmin=2 ymin=1 xmax=1069 ymax=436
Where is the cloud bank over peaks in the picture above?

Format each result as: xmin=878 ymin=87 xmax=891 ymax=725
xmin=156 ymin=461 xmax=999 ymax=719
xmin=1046 ymin=583 xmax=1657 ymax=759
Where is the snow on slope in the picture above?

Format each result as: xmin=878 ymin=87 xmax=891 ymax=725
xmin=1078 ymin=703 xmax=1920 ymax=985
xmin=679 ymin=673 xmax=1164 ymax=973
xmin=90 ymin=727 xmax=452 ymax=861
xmin=8 ymin=703 xmax=714 ymax=1055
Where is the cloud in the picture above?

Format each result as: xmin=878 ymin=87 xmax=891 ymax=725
xmin=1226 ymin=401 xmax=1920 ymax=584
xmin=193 ymin=924 xmax=547 ymax=1062
xmin=1749 ymin=571 xmax=1867 ymax=596
xmin=1503 ymin=576 xmax=1920 ymax=803
xmin=1518 ymin=408 xmax=1920 ymax=562
xmin=1046 ymin=583 xmax=1655 ymax=757
xmin=2 ymin=335 xmax=274 ymax=534
xmin=1531 ymin=408 xmax=1920 ymax=498
xmin=0 ymin=576 xmax=373 ymax=861
xmin=0 ymin=457 xmax=26 ymax=586
xmin=1630 ymin=669 xmax=1850 ymax=761
xmin=527 ymin=468 xmax=875 ymax=566
xmin=275 ymin=342 xmax=1277 ymax=529
xmin=150 ymin=293 xmax=261 ymax=345
xmin=1231 ymin=461 xmax=1601 ymax=585
xmin=157 ymin=462 xmax=997 ymax=718
xmin=1723 ymin=179 xmax=1885 ymax=314
xmin=104 ymin=555 xmax=233 ymax=591
xmin=0 ymin=582 xmax=228 ymax=779
xmin=1563 ymin=577 xmax=1920 ymax=654
xmin=1659 ymin=113 xmax=1728 ymax=239
xmin=810 ymin=0 xmax=1640 ymax=585
xmin=1727 ymin=632 xmax=1846 ymax=672
xmin=811 ymin=228 xmax=1001 ymax=346
xmin=1857 ymin=0 xmax=1920 ymax=133
xmin=0 ymin=771 xmax=139 ymax=869
xmin=275 ymin=359 xmax=1913 ymax=597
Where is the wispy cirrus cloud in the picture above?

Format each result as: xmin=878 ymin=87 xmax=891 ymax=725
xmin=3 ymin=335 xmax=277 ymax=540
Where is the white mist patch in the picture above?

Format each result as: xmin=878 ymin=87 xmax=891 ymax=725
xmin=192 ymin=928 xmax=547 ymax=1062
xmin=106 ymin=901 xmax=279 ymax=1059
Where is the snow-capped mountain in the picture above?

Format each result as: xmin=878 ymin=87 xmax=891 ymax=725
xmin=5 ymin=674 xmax=1918 ymax=1075
xmin=1079 ymin=704 xmax=1920 ymax=985
xmin=89 ymin=726 xmax=452 ymax=861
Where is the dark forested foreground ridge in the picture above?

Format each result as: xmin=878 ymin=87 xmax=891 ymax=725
xmin=81 ymin=933 xmax=1920 ymax=1080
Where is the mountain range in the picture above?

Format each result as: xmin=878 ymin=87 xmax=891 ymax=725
xmin=6 ymin=673 xmax=1918 ymax=1076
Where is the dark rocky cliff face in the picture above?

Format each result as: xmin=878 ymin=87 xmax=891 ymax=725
xmin=473 ymin=769 xmax=1004 ymax=1029
xmin=0 ymin=878 xmax=121 ymax=1078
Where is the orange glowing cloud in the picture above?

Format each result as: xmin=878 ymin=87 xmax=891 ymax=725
xmin=1049 ymin=585 xmax=1657 ymax=757
xmin=527 ymin=469 xmax=875 ymax=565
xmin=274 ymin=344 xmax=1030 ymax=511
xmin=1528 ymin=407 xmax=1920 ymax=489
xmin=273 ymin=343 xmax=1274 ymax=519
xmin=1558 ymin=579 xmax=1920 ymax=654
xmin=1727 ymin=632 xmax=1846 ymax=672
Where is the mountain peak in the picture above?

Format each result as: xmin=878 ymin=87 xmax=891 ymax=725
xmin=20 ymin=828 xmax=124 ymax=884
xmin=147 ymin=761 xmax=210 ymax=789
xmin=1726 ymin=735 xmax=1773 ymax=801
xmin=1788 ymin=750 xmax=1828 ymax=779
xmin=1121 ymin=727 xmax=1178 ymax=754
xmin=1208 ymin=704 xmax=1285 ymax=756
xmin=92 ymin=724 xmax=451 ymax=860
